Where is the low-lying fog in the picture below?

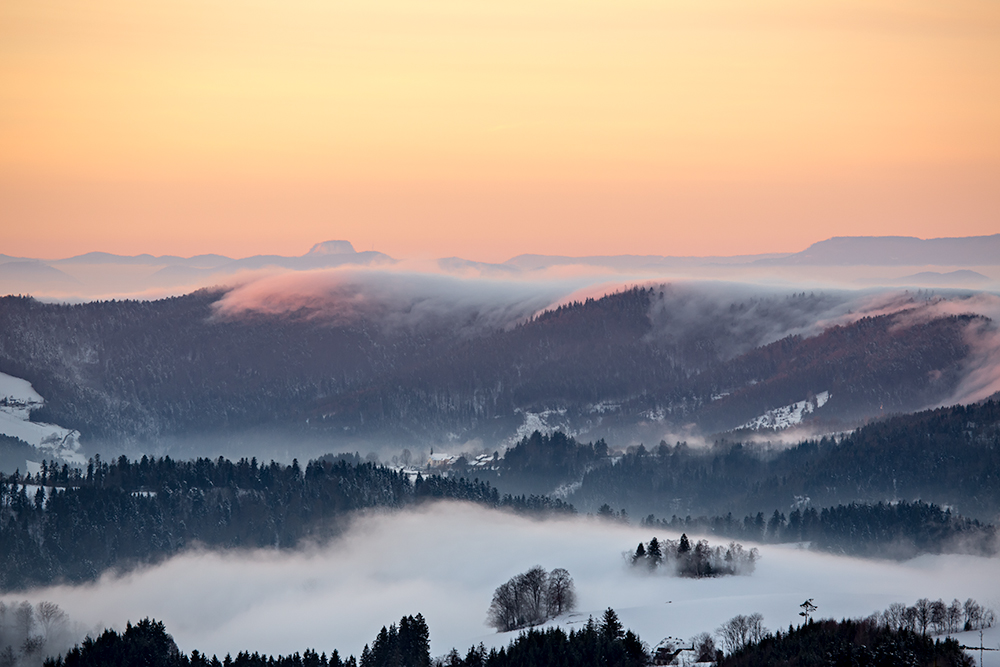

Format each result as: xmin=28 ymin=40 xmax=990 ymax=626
xmin=18 ymin=502 xmax=1000 ymax=660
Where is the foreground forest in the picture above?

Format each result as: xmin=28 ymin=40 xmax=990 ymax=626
xmin=34 ymin=610 xmax=977 ymax=667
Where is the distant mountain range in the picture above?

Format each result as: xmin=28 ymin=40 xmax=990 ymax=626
xmin=756 ymin=234 xmax=1000 ymax=266
xmin=3 ymin=234 xmax=997 ymax=300
xmin=501 ymin=234 xmax=1000 ymax=270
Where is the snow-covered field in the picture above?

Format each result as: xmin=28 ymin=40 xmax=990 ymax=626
xmin=17 ymin=501 xmax=1000 ymax=663
xmin=0 ymin=371 xmax=85 ymax=465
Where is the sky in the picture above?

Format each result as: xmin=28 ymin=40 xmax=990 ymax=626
xmin=2 ymin=0 xmax=999 ymax=261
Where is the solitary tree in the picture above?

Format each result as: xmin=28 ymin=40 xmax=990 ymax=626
xmin=914 ymin=598 xmax=933 ymax=635
xmin=799 ymin=599 xmax=817 ymax=624
xmin=601 ymin=608 xmax=624 ymax=640
xmin=545 ymin=569 xmax=576 ymax=617
xmin=487 ymin=580 xmax=521 ymax=632
xmin=517 ymin=567 xmax=548 ymax=626
xmin=632 ymin=542 xmax=646 ymax=566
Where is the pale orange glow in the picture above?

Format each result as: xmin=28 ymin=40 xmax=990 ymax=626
xmin=2 ymin=0 xmax=999 ymax=260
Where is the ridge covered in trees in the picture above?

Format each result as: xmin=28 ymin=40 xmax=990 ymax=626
xmin=0 ymin=287 xmax=981 ymax=446
xmin=0 ymin=455 xmax=571 ymax=593
xmin=570 ymin=399 xmax=1000 ymax=520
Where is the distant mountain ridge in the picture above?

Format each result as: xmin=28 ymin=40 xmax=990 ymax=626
xmin=756 ymin=234 xmax=1000 ymax=266
xmin=0 ymin=241 xmax=395 ymax=298
xmin=3 ymin=235 xmax=998 ymax=301
xmin=502 ymin=235 xmax=1000 ymax=271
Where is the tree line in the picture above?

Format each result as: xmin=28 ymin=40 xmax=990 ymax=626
xmin=0 ymin=455 xmax=572 ymax=592
xmin=637 ymin=500 xmax=996 ymax=559
xmin=867 ymin=597 xmax=996 ymax=636
xmin=41 ymin=610 xmax=648 ymax=667
xmin=641 ymin=501 xmax=997 ymax=559
xmin=717 ymin=618 xmax=972 ymax=667
xmin=710 ymin=596 xmax=994 ymax=667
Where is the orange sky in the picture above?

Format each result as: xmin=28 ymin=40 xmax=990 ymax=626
xmin=2 ymin=0 xmax=999 ymax=261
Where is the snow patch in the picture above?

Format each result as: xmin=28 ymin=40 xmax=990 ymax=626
xmin=0 ymin=371 xmax=86 ymax=464
xmin=507 ymin=408 xmax=574 ymax=444
xmin=737 ymin=391 xmax=830 ymax=431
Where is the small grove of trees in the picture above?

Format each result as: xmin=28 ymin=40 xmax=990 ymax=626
xmin=629 ymin=534 xmax=759 ymax=578
xmin=1 ymin=600 xmax=70 ymax=667
xmin=870 ymin=598 xmax=995 ymax=636
xmin=486 ymin=567 xmax=576 ymax=632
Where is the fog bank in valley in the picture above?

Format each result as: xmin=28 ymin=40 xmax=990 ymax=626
xmin=17 ymin=502 xmax=1000 ymax=661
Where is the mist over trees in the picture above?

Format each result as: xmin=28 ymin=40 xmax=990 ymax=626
xmin=629 ymin=535 xmax=759 ymax=577
xmin=0 ymin=600 xmax=72 ymax=667
xmin=0 ymin=286 xmax=983 ymax=448
xmin=486 ymin=567 xmax=577 ymax=632
xmin=568 ymin=399 xmax=1000 ymax=520
xmin=0 ymin=455 xmax=571 ymax=593
xmin=639 ymin=500 xmax=996 ymax=560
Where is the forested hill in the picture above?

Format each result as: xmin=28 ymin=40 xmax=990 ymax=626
xmin=0 ymin=455 xmax=571 ymax=592
xmin=0 ymin=286 xmax=984 ymax=450
xmin=570 ymin=400 xmax=1000 ymax=519
xmin=448 ymin=401 xmax=1000 ymax=523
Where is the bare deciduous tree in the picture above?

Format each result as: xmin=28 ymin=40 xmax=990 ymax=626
xmin=516 ymin=567 xmax=548 ymax=627
xmin=914 ymin=598 xmax=933 ymax=635
xmin=717 ymin=613 xmax=767 ymax=654
xmin=545 ymin=568 xmax=576 ymax=618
